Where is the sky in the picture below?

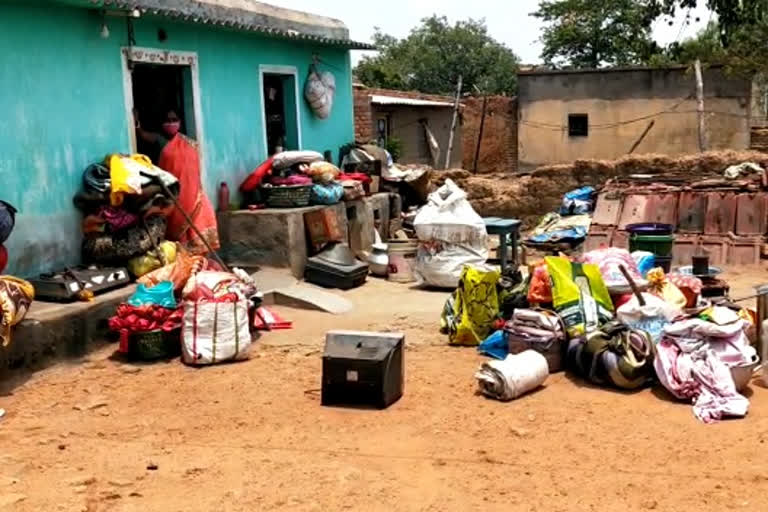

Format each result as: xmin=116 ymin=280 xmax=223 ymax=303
xmin=267 ymin=0 xmax=713 ymax=65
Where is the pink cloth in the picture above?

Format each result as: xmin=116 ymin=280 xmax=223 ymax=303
xmin=654 ymin=322 xmax=750 ymax=423
xmin=581 ymin=248 xmax=645 ymax=292
xmin=268 ymin=175 xmax=312 ymax=186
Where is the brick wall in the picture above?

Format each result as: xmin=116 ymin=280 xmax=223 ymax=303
xmin=462 ymin=96 xmax=518 ymax=174
xmin=353 ymin=84 xmax=374 ymax=142
xmin=353 ymin=85 xmax=518 ymax=172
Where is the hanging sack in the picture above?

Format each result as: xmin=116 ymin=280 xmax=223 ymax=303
xmin=442 ymin=266 xmax=501 ymax=346
xmin=504 ymin=308 xmax=566 ymax=372
xmin=182 ymin=298 xmax=251 ymax=365
xmin=304 ymin=69 xmax=336 ymax=119
xmin=567 ymin=321 xmax=654 ymax=390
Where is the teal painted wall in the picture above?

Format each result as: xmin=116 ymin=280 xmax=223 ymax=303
xmin=0 ymin=1 xmax=354 ymax=276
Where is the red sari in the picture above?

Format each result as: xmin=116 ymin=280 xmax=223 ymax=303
xmin=158 ymin=135 xmax=220 ymax=254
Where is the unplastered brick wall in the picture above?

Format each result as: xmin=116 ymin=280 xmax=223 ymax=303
xmin=353 ymin=85 xmax=518 ymax=173
xmin=462 ymin=96 xmax=518 ymax=174
xmin=352 ymin=84 xmax=459 ymax=144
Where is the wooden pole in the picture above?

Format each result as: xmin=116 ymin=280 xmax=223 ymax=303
xmin=444 ymin=75 xmax=463 ymax=169
xmin=473 ymin=94 xmax=488 ymax=174
xmin=628 ymin=120 xmax=655 ymax=154
xmin=695 ymin=59 xmax=707 ymax=152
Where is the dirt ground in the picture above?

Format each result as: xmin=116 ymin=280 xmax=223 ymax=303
xmin=2 ymin=268 xmax=768 ymax=512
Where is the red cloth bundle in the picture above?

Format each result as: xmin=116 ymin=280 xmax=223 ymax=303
xmin=240 ymin=157 xmax=274 ymax=192
xmin=338 ymin=172 xmax=372 ymax=185
xmin=109 ymin=304 xmax=183 ymax=334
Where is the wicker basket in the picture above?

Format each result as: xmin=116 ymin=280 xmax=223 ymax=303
xmin=129 ymin=328 xmax=181 ymax=361
xmin=262 ymin=185 xmax=312 ymax=208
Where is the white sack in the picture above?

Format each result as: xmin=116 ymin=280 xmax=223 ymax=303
xmin=182 ymin=299 xmax=252 ymax=365
xmin=413 ymin=179 xmax=488 ymax=288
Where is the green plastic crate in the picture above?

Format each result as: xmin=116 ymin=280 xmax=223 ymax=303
xmin=629 ymin=234 xmax=674 ymax=256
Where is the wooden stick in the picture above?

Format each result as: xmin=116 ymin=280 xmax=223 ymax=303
xmin=619 ymin=264 xmax=645 ymax=306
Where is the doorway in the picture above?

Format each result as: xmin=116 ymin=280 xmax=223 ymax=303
xmin=260 ymin=66 xmax=301 ymax=156
xmin=131 ymin=63 xmax=197 ymax=162
xmin=121 ymin=47 xmax=205 ymax=177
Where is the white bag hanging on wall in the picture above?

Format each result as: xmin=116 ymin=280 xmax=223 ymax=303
xmin=305 ymin=68 xmax=336 ymax=119
xmin=182 ymin=299 xmax=252 ymax=365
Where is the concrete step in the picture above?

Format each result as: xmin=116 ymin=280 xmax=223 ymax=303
xmin=0 ymin=284 xmax=136 ymax=375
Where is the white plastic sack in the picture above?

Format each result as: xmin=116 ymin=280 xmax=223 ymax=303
xmin=413 ymin=179 xmax=488 ymax=288
xmin=182 ymin=299 xmax=252 ymax=365
xmin=414 ymin=243 xmax=489 ymax=289
xmin=305 ymin=70 xmax=336 ymax=119
xmin=617 ymin=293 xmax=679 ymax=343
xmin=414 ymin=179 xmax=488 ymax=244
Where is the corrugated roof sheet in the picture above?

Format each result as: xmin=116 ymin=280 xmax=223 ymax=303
xmin=370 ymin=95 xmax=454 ymax=107
xmin=91 ymin=0 xmax=376 ymax=49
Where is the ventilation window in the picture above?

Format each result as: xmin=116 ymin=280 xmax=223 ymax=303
xmin=568 ymin=114 xmax=589 ymax=137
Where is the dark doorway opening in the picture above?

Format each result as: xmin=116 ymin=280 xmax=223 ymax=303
xmin=263 ymin=73 xmax=298 ymax=155
xmin=131 ymin=63 xmax=196 ymax=162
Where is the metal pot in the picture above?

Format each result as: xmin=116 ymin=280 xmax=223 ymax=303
xmin=730 ymin=354 xmax=760 ymax=392
xmin=367 ymin=243 xmax=389 ymax=277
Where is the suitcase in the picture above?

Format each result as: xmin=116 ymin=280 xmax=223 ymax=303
xmin=305 ymin=256 xmax=368 ymax=289
xmin=321 ymin=330 xmax=404 ymax=409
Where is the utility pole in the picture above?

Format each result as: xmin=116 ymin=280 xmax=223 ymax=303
xmin=445 ymin=75 xmax=463 ymax=169
xmin=695 ymin=59 xmax=707 ymax=152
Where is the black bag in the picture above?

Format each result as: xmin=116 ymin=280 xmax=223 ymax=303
xmin=0 ymin=200 xmax=17 ymax=244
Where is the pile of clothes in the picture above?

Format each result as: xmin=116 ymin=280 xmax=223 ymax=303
xmin=240 ymin=150 xmax=368 ymax=208
xmin=109 ymin=253 xmax=269 ymax=364
xmin=73 ymin=155 xmax=181 ymax=278
xmin=0 ymin=200 xmax=17 ymax=273
xmin=527 ymin=186 xmax=596 ymax=247
xmin=0 ymin=201 xmax=35 ymax=349
xmin=447 ymin=246 xmax=760 ymax=423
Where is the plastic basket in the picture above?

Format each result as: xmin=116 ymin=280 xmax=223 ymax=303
xmin=129 ymin=328 xmax=181 ymax=361
xmin=263 ymin=185 xmax=312 ymax=208
xmin=629 ymin=234 xmax=674 ymax=256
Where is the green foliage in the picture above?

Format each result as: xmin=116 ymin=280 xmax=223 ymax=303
xmin=649 ymin=0 xmax=767 ymax=47
xmin=354 ymin=16 xmax=519 ymax=95
xmin=384 ymin=137 xmax=404 ymax=163
xmin=645 ymin=20 xmax=726 ymax=66
xmin=533 ymin=0 xmax=662 ymax=68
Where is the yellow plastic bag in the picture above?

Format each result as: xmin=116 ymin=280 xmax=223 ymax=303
xmin=446 ymin=266 xmax=501 ymax=346
xmin=647 ymin=268 xmax=686 ymax=311
xmin=127 ymin=241 xmax=178 ymax=278
xmin=546 ymin=256 xmax=613 ymax=338
xmin=108 ymin=154 xmax=154 ymax=206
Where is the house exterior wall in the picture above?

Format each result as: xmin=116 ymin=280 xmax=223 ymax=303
xmin=0 ymin=1 xmax=355 ymax=276
xmin=371 ymin=105 xmax=462 ymax=168
xmin=517 ymin=67 xmax=751 ymax=171
xmin=352 ymin=86 xmax=463 ymax=167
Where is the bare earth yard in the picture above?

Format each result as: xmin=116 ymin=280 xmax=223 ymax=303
xmin=1 ymin=268 xmax=768 ymax=511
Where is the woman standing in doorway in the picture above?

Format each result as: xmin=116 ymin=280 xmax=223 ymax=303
xmin=135 ymin=109 xmax=220 ymax=255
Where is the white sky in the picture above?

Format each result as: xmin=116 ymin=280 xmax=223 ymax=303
xmin=268 ymin=0 xmax=713 ymax=64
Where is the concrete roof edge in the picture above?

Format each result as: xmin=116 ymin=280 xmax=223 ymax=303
xmin=89 ymin=0 xmax=360 ymax=41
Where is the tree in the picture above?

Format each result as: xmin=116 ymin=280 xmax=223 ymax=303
xmin=533 ymin=0 xmax=661 ymax=68
xmin=355 ymin=16 xmax=519 ymax=96
xmin=649 ymin=0 xmax=766 ymax=47
xmin=658 ymin=20 xmax=726 ymax=64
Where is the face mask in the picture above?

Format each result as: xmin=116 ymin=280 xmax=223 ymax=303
xmin=162 ymin=121 xmax=181 ymax=137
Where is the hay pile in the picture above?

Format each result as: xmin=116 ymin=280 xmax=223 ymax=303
xmin=430 ymin=150 xmax=768 ymax=228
